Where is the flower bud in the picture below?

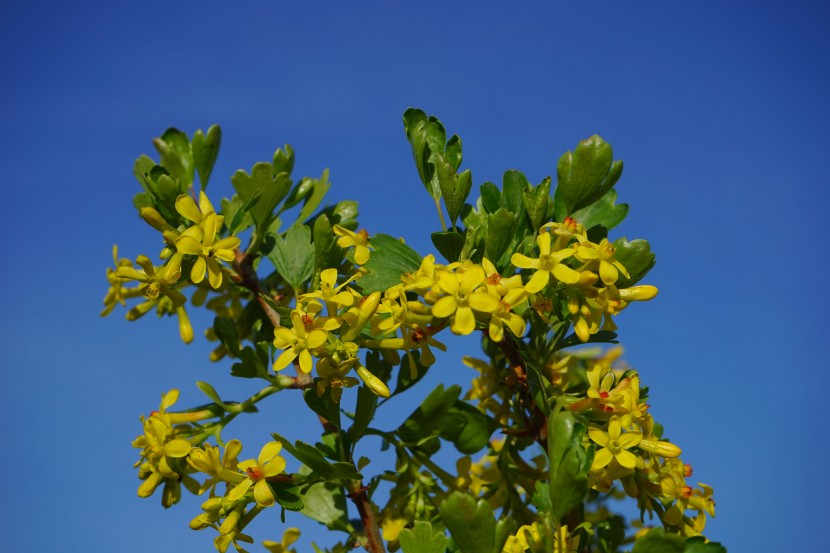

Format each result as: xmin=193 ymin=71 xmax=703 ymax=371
xmin=356 ymin=365 xmax=390 ymax=398
xmin=619 ymin=285 xmax=658 ymax=302
xmin=140 ymin=207 xmax=174 ymax=232
xmin=639 ymin=438 xmax=682 ymax=458
xmin=177 ymin=306 xmax=194 ymax=344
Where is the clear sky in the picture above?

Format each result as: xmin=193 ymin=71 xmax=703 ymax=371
xmin=2 ymin=1 xmax=828 ymax=552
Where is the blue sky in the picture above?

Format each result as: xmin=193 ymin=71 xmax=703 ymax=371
xmin=2 ymin=1 xmax=829 ymax=551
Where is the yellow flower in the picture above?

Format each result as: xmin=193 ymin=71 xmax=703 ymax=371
xmin=300 ymin=268 xmax=356 ymax=312
xmin=333 ymin=225 xmax=372 ymax=264
xmin=101 ymin=245 xmax=145 ymax=316
xmin=228 ymin=441 xmax=287 ymax=508
xmin=573 ymin=238 xmax=630 ymax=286
xmin=115 ymin=254 xmax=184 ymax=301
xmin=588 ymin=415 xmax=643 ymax=470
xmin=487 ymin=287 xmax=528 ymax=343
xmin=431 ymin=265 xmax=499 ymax=335
xmin=174 ymin=192 xmax=241 ymax=288
xmin=272 ymin=310 xmax=330 ymax=373
xmin=511 ymin=231 xmax=580 ymax=293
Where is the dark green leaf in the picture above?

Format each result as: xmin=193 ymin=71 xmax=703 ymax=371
xmin=394 ymin=351 xmax=429 ymax=395
xmin=267 ymin=224 xmax=315 ymax=292
xmin=358 ymin=234 xmax=422 ymax=294
xmin=213 ymin=316 xmax=240 ymax=356
xmin=531 ymin=481 xmax=552 ymax=514
xmin=133 ymin=155 xmax=156 ymax=194
xmin=630 ymin=528 xmax=685 ymax=553
xmin=432 ymin=231 xmax=465 ymax=263
xmin=272 ymin=144 xmax=295 ymax=176
xmin=432 ymin=151 xmax=472 ymax=226
xmin=271 ymin=481 xmax=304 ymax=511
xmin=281 ymin=177 xmax=314 ymax=211
xmin=556 ymin=135 xmax=623 ymax=214
xmin=312 ymin=214 xmax=335 ymax=281
xmin=230 ymin=344 xmax=270 ymax=379
xmin=480 ymin=182 xmax=501 ymax=213
xmin=612 ymin=237 xmax=656 ymax=287
xmin=191 ymin=125 xmax=221 ymax=189
xmin=403 ymin=108 xmax=446 ymax=200
xmin=548 ymin=410 xmax=592 ymax=521
xmin=397 ymin=384 xmax=464 ymax=446
xmin=304 ymin=387 xmax=341 ymax=426
xmin=399 ymin=521 xmax=449 ymax=553
xmin=439 ymin=491 xmax=495 ymax=553
xmin=448 ymin=401 xmax=497 ymax=454
xmin=571 ymin=188 xmax=628 ymax=231
xmin=349 ymin=384 xmax=378 ymax=442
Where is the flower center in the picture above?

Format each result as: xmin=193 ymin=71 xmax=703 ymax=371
xmin=246 ymin=466 xmax=264 ymax=480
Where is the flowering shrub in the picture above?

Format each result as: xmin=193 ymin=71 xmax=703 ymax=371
xmin=105 ymin=109 xmax=725 ymax=552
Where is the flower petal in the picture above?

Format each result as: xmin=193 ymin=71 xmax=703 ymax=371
xmin=591 ymin=447 xmax=613 ymax=469
xmin=227 ymin=479 xmax=253 ymax=502
xmin=254 ymin=479 xmax=276 ymax=507
xmin=207 ymin=258 xmax=223 ymax=288
xmin=525 ymin=270 xmax=550 ymax=293
xmin=164 ymin=439 xmax=192 ymax=458
xmin=467 ymin=291 xmax=499 ymax=313
xmin=588 ymin=427 xmax=609 ymax=447
xmin=615 ymin=449 xmax=638 ymax=469
xmin=510 ymin=253 xmax=539 ymax=270
xmin=431 ymin=296 xmax=458 ymax=319
xmin=452 ymin=306 xmax=476 ymax=335
xmin=552 ymin=264 xmax=581 ymax=284
xmin=258 ymin=442 xmax=283 ymax=465
xmin=272 ymin=349 xmax=297 ymax=372
xmin=190 ymin=257 xmax=207 ymax=284
xmin=175 ymin=194 xmax=202 ymax=223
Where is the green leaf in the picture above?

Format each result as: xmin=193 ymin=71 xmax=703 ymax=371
xmin=358 ymin=234 xmax=422 ymax=294
xmin=272 ymin=144 xmax=295 ymax=176
xmin=213 ymin=316 xmax=240 ymax=356
xmin=312 ymin=214 xmax=335 ymax=281
xmin=571 ymin=188 xmax=628 ymax=231
xmin=349 ymin=384 xmax=378 ymax=442
xmin=133 ymin=155 xmax=156 ymax=194
xmin=684 ymin=536 xmax=727 ymax=553
xmin=501 ymin=170 xmax=527 ymax=214
xmin=399 ymin=521 xmax=449 ymax=553
xmin=630 ymin=528 xmax=685 ymax=553
xmin=267 ymin=224 xmax=315 ymax=292
xmin=281 ymin=177 xmax=314 ymax=211
xmin=480 ymin=182 xmax=501 ymax=213
xmin=393 ymin=351 xmax=430 ymax=395
xmin=300 ymin=481 xmax=351 ymax=532
xmin=397 ymin=384 xmax=465 ymax=446
xmin=485 ymin=208 xmax=516 ymax=265
xmin=304 ymin=387 xmax=341 ymax=426
xmin=531 ymin=481 xmax=552 ymax=514
xmin=230 ymin=344 xmax=269 ymax=379
xmin=522 ymin=177 xmax=551 ymax=231
xmin=556 ymin=135 xmax=623 ymax=215
xmin=448 ymin=400 xmax=497 ymax=454
xmin=548 ymin=410 xmax=592 ymax=521
xmin=231 ymin=162 xmax=292 ymax=231
xmin=432 ymin=230 xmax=465 ymax=263
xmin=439 ymin=491 xmax=495 ymax=553
xmin=271 ymin=480 xmax=304 ymax=511
xmin=403 ymin=108 xmax=446 ymax=200
xmin=612 ymin=237 xmax=656 ymax=287
xmin=432 ymin=152 xmax=472 ymax=225
xmin=226 ymin=192 xmax=260 ymax=234
xmin=295 ymin=169 xmax=331 ymax=224
xmin=195 ymin=381 xmax=230 ymax=410
xmin=191 ymin=125 xmax=221 ymax=189
xmin=153 ymin=128 xmax=194 ymax=187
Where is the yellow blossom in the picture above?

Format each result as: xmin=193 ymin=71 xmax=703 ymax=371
xmin=272 ymin=310 xmax=330 ymax=373
xmin=333 ymin=225 xmax=372 ymax=264
xmin=263 ymin=528 xmax=301 ymax=553
xmin=511 ymin=231 xmax=581 ymax=293
xmin=431 ymin=265 xmax=499 ymax=335
xmin=229 ymin=441 xmax=287 ymax=508
xmin=589 ymin=415 xmax=643 ymax=470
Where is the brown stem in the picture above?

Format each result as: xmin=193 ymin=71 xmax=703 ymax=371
xmin=348 ymin=484 xmax=386 ymax=553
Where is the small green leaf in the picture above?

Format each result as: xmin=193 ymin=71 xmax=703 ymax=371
xmin=439 ymin=491 xmax=495 ymax=553
xmin=432 ymin=151 xmax=472 ymax=226
xmin=399 ymin=521 xmax=449 ymax=553
xmin=403 ymin=108 xmax=446 ymax=200
xmin=397 ymin=384 xmax=465 ymax=446
xmin=485 ymin=208 xmax=516 ymax=265
xmin=393 ymin=351 xmax=430 ymax=396
xmin=531 ymin=481 xmax=552 ymax=514
xmin=432 ymin=230 xmax=465 ymax=263
xmin=612 ymin=237 xmax=656 ymax=287
xmin=480 ymin=182 xmax=501 ymax=213
xmin=358 ymin=234 xmax=422 ymax=294
xmin=522 ymin=177 xmax=551 ymax=231
xmin=281 ymin=177 xmax=314 ymax=211
xmin=312 ymin=214 xmax=335 ymax=281
xmin=271 ymin=481 xmax=304 ymax=511
xmin=267 ymin=224 xmax=315 ymax=293
xmin=304 ymin=387 xmax=341 ymax=426
xmin=630 ymin=528 xmax=685 ymax=553
xmin=213 ymin=316 xmax=240 ymax=356
xmin=195 ymin=381 xmax=230 ymax=410
xmin=225 ymin=192 xmax=260 ymax=234
xmin=295 ymin=169 xmax=332 ymax=224
xmin=349 ymin=384 xmax=378 ymax=442
xmin=556 ymin=135 xmax=623 ymax=215
xmin=272 ymin=144 xmax=295 ymax=176
xmin=448 ymin=401 xmax=497 ymax=454
xmin=501 ymin=170 xmax=527 ymax=214
xmin=231 ymin=162 xmax=292 ymax=231
xmin=571 ymin=188 xmax=628 ymax=231
xmin=153 ymin=128 xmax=194 ymax=187
xmin=191 ymin=125 xmax=221 ymax=189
